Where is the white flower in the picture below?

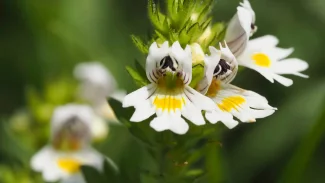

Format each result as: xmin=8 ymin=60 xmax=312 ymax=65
xmin=123 ymin=41 xmax=216 ymax=135
xmin=31 ymin=146 xmax=103 ymax=183
xmin=237 ymin=35 xmax=309 ymax=86
xmin=74 ymin=62 xmax=125 ymax=140
xmin=196 ymin=43 xmax=238 ymax=94
xmin=74 ymin=61 xmax=126 ymax=112
xmin=31 ymin=105 xmax=105 ymax=183
xmin=225 ymin=0 xmax=256 ymax=57
xmin=198 ymin=45 xmax=276 ymax=129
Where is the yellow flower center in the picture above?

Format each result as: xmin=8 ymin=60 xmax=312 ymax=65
xmin=153 ymin=96 xmax=186 ymax=112
xmin=57 ymin=158 xmax=81 ymax=174
xmin=218 ymin=96 xmax=246 ymax=112
xmin=252 ymin=53 xmax=272 ymax=67
xmin=206 ymin=78 xmax=221 ymax=98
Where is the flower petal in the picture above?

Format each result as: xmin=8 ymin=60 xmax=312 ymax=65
xmin=146 ymin=41 xmax=169 ymax=82
xmin=184 ymin=86 xmax=216 ymax=112
xmin=130 ymin=99 xmax=155 ymax=122
xmin=272 ymin=74 xmax=293 ymax=87
xmin=181 ymin=97 xmax=206 ymax=126
xmin=150 ymin=115 xmax=189 ymax=134
xmin=205 ymin=110 xmax=239 ymax=129
xmin=170 ymin=41 xmax=193 ymax=82
xmin=226 ymin=7 xmax=252 ymax=56
xmin=122 ymin=84 xmax=156 ymax=108
xmin=196 ymin=46 xmax=221 ymax=94
xmin=273 ymin=58 xmax=309 ymax=76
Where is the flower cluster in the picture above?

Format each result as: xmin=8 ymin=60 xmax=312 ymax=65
xmin=123 ymin=0 xmax=308 ymax=134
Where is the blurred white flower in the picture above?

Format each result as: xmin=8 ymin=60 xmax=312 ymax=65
xmin=74 ymin=62 xmax=126 ymax=140
xmin=74 ymin=61 xmax=126 ymax=116
xmin=123 ymin=41 xmax=216 ymax=134
xmin=237 ymin=35 xmax=309 ymax=86
xmin=198 ymin=45 xmax=276 ymax=129
xmin=30 ymin=104 xmax=105 ymax=183
xmin=225 ymin=0 xmax=256 ymax=57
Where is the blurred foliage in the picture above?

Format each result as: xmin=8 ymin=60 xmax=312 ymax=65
xmin=1 ymin=0 xmax=325 ymax=183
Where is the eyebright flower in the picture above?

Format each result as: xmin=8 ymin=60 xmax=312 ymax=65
xmin=123 ymin=41 xmax=216 ymax=135
xmin=74 ymin=62 xmax=126 ymax=140
xmin=197 ymin=44 xmax=276 ymax=129
xmin=225 ymin=1 xmax=308 ymax=86
xmin=30 ymin=104 xmax=105 ymax=183
xmin=74 ymin=61 xmax=126 ymax=111
xmin=237 ymin=35 xmax=309 ymax=86
xmin=225 ymin=0 xmax=256 ymax=57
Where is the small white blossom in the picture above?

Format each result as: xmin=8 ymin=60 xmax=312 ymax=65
xmin=237 ymin=35 xmax=309 ymax=86
xmin=198 ymin=44 xmax=276 ymax=129
xmin=123 ymin=41 xmax=216 ymax=134
xmin=30 ymin=105 xmax=105 ymax=183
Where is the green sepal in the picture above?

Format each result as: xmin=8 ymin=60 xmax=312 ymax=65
xmin=131 ymin=35 xmax=149 ymax=54
xmin=190 ymin=63 xmax=205 ymax=88
xmin=148 ymin=0 xmax=169 ymax=35
xmin=199 ymin=22 xmax=225 ymax=51
xmin=126 ymin=66 xmax=148 ymax=87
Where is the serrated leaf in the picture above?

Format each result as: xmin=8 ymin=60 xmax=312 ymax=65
xmin=148 ymin=0 xmax=169 ymax=34
xmin=134 ymin=59 xmax=147 ymax=80
xmin=131 ymin=35 xmax=149 ymax=54
xmin=190 ymin=64 xmax=204 ymax=88
xmin=126 ymin=66 xmax=148 ymax=87
xmin=108 ymin=98 xmax=133 ymax=122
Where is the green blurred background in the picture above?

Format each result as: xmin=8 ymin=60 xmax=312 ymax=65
xmin=1 ymin=0 xmax=325 ymax=182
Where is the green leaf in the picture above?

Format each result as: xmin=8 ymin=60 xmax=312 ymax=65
xmin=190 ymin=64 xmax=205 ymax=88
xmin=82 ymin=165 xmax=106 ymax=183
xmin=108 ymin=98 xmax=133 ymax=122
xmin=126 ymin=66 xmax=148 ymax=87
xmin=134 ymin=59 xmax=147 ymax=80
xmin=131 ymin=35 xmax=149 ymax=54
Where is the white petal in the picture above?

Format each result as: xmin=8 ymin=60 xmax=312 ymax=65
xmin=150 ymin=115 xmax=189 ymax=134
xmin=210 ymin=83 xmax=276 ymax=123
xmin=43 ymin=166 xmax=64 ymax=182
xmin=130 ymin=99 xmax=155 ymax=122
xmin=240 ymin=0 xmax=256 ymax=23
xmin=169 ymin=117 xmax=189 ymax=135
xmin=205 ymin=110 xmax=239 ymax=129
xmin=184 ymin=86 xmax=216 ymax=112
xmin=197 ymin=46 xmax=221 ymax=94
xmin=61 ymin=174 xmax=85 ymax=183
xmin=247 ymin=109 xmax=275 ymax=120
xmin=274 ymin=58 xmax=309 ymax=75
xmin=90 ymin=116 xmax=109 ymax=141
xmin=31 ymin=146 xmax=54 ymax=172
xmin=272 ymin=74 xmax=293 ymax=87
xmin=170 ymin=41 xmax=193 ymax=79
xmin=247 ymin=35 xmax=279 ymax=50
xmin=76 ymin=147 xmax=104 ymax=171
xmin=146 ymin=42 xmax=169 ymax=82
xmin=122 ymin=84 xmax=156 ymax=108
xmin=226 ymin=7 xmax=252 ymax=56
xmin=181 ymin=97 xmax=206 ymax=126
xmin=74 ymin=62 xmax=117 ymax=97
xmin=149 ymin=115 xmax=171 ymax=132
xmin=269 ymin=47 xmax=294 ymax=60
xmin=110 ymin=89 xmax=127 ymax=103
